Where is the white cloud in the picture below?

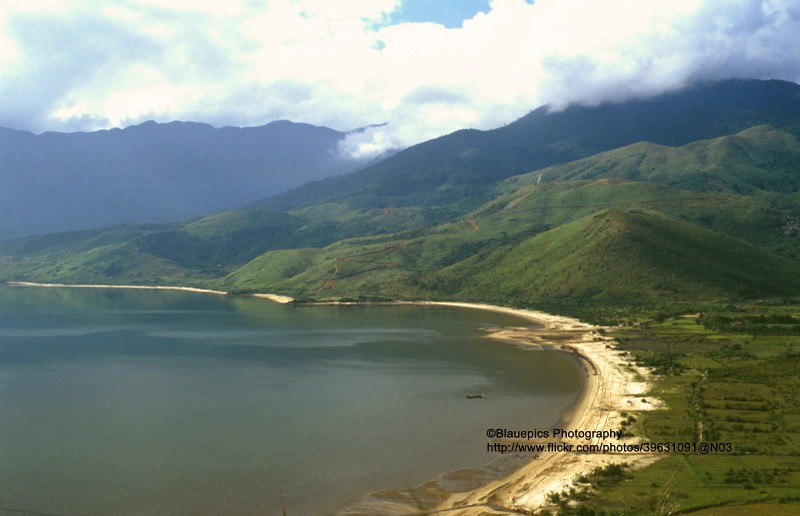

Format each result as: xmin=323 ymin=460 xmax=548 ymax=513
xmin=1 ymin=0 xmax=799 ymax=156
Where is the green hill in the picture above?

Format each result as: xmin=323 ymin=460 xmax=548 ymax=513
xmin=132 ymin=208 xmax=305 ymax=270
xmin=6 ymin=125 xmax=800 ymax=307
xmin=154 ymin=123 xmax=800 ymax=276
xmin=4 ymin=79 xmax=800 ymax=310
xmin=219 ymin=201 xmax=800 ymax=306
xmin=476 ymin=181 xmax=800 ymax=264
xmin=422 ymin=210 xmax=800 ymax=306
xmin=532 ymin=125 xmax=800 ymax=195
xmin=0 ymin=208 xmax=307 ymax=284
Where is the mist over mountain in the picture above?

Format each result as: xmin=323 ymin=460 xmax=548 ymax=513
xmin=0 ymin=120 xmax=375 ymax=240
xmin=261 ymin=79 xmax=800 ymax=214
xmin=4 ymin=78 xmax=800 ymax=308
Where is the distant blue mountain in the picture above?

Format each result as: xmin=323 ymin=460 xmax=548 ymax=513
xmin=0 ymin=120 xmax=374 ymax=240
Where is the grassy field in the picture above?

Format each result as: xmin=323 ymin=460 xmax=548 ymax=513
xmin=545 ymin=303 xmax=800 ymax=515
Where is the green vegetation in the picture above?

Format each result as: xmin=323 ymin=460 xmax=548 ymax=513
xmin=537 ymin=125 xmax=800 ymax=196
xmin=544 ymin=304 xmax=800 ymax=515
xmin=2 ymin=80 xmax=800 ymax=514
xmin=133 ymin=208 xmax=305 ymax=269
xmin=5 ymin=121 xmax=800 ymax=306
xmin=262 ymin=79 xmax=800 ymax=214
xmin=423 ymin=209 xmax=800 ymax=307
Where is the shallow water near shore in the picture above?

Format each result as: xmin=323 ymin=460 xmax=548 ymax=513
xmin=0 ymin=286 xmax=584 ymax=515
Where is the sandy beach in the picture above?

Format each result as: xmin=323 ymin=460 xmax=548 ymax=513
xmin=7 ymin=281 xmax=298 ymax=303
xmin=248 ymin=292 xmax=296 ymax=304
xmin=7 ymin=281 xmax=229 ymax=296
xmin=7 ymin=282 xmax=661 ymax=514
xmin=382 ymin=301 xmax=663 ymax=515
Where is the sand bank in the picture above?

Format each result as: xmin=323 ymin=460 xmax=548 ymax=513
xmin=6 ymin=281 xmax=297 ymax=303
xmin=247 ymin=292 xmax=296 ymax=304
xmin=7 ymin=281 xmax=229 ymax=295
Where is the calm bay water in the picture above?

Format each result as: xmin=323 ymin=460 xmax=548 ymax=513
xmin=0 ymin=286 xmax=584 ymax=515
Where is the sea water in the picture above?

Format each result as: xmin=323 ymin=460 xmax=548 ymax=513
xmin=0 ymin=286 xmax=584 ymax=515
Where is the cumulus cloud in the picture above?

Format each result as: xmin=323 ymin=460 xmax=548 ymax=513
xmin=1 ymin=0 xmax=799 ymax=157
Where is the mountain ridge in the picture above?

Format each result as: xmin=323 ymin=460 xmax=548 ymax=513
xmin=259 ymin=78 xmax=800 ymax=214
xmin=0 ymin=119 xmax=376 ymax=240
xmin=3 ymin=78 xmax=800 ymax=310
xmin=509 ymin=124 xmax=800 ymax=195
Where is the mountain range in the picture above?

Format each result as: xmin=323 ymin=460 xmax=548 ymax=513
xmin=2 ymin=78 xmax=800 ymax=313
xmin=0 ymin=120 xmax=376 ymax=240
xmin=261 ymin=78 xmax=800 ymax=213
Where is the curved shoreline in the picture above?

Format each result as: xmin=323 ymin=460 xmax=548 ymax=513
xmin=410 ymin=302 xmax=664 ymax=515
xmin=6 ymin=281 xmax=229 ymax=296
xmin=337 ymin=301 xmax=663 ymax=515
xmin=6 ymin=282 xmax=662 ymax=514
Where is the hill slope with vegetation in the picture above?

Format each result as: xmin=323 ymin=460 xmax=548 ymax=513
xmin=533 ymin=125 xmax=800 ymax=195
xmin=260 ymin=79 xmax=800 ymax=216
xmin=2 ymin=79 xmax=800 ymax=312
xmin=423 ymin=209 xmax=800 ymax=306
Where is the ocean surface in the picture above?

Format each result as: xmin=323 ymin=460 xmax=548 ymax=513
xmin=0 ymin=286 xmax=584 ymax=515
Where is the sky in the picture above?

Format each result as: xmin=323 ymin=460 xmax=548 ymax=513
xmin=1 ymin=0 xmax=799 ymax=158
